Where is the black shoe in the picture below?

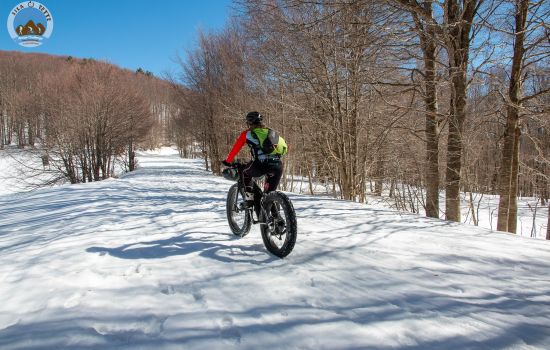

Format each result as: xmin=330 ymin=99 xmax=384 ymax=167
xmin=237 ymin=200 xmax=254 ymax=210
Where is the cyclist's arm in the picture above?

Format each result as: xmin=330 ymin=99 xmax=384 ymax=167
xmin=225 ymin=130 xmax=247 ymax=163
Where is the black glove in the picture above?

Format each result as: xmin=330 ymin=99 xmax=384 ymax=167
xmin=221 ymin=160 xmax=232 ymax=167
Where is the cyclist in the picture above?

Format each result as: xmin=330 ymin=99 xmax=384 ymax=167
xmin=222 ymin=111 xmax=286 ymax=208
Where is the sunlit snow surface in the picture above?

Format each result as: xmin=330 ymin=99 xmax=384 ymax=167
xmin=0 ymin=149 xmax=549 ymax=349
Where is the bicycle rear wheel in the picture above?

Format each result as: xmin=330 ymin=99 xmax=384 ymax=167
xmin=226 ymin=183 xmax=252 ymax=237
xmin=260 ymin=191 xmax=297 ymax=258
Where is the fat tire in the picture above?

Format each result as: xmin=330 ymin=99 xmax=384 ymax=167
xmin=260 ymin=191 xmax=297 ymax=258
xmin=226 ymin=183 xmax=251 ymax=237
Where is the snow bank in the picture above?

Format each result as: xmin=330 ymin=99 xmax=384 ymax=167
xmin=0 ymin=147 xmax=42 ymax=195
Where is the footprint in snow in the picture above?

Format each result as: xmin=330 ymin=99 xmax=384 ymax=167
xmin=192 ymin=290 xmax=206 ymax=303
xmin=92 ymin=316 xmax=166 ymax=340
xmin=220 ymin=316 xmax=241 ymax=343
xmin=160 ymin=285 xmax=176 ymax=295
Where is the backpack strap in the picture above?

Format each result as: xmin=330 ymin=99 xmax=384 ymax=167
xmin=247 ymin=129 xmax=262 ymax=159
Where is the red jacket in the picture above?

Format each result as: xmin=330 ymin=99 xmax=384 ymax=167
xmin=225 ymin=130 xmax=248 ymax=163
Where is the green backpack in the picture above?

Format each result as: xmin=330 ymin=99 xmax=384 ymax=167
xmin=251 ymin=128 xmax=288 ymax=156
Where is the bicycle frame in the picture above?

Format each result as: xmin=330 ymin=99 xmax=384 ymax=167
xmin=234 ymin=162 xmax=265 ymax=223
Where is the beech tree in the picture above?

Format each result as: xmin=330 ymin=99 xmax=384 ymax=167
xmin=497 ymin=0 xmax=549 ymax=233
xmin=395 ymin=0 xmax=486 ymax=221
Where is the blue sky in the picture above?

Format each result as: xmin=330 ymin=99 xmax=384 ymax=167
xmin=1 ymin=0 xmax=232 ymax=77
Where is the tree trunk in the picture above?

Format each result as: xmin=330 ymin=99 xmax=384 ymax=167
xmin=546 ymin=203 xmax=550 ymax=240
xmin=206 ymin=106 xmax=221 ymax=175
xmin=0 ymin=111 xmax=4 ymax=149
xmin=17 ymin=121 xmax=25 ymax=148
xmin=389 ymin=179 xmax=395 ymax=198
xmin=306 ymin=162 xmax=314 ymax=196
xmin=497 ymin=0 xmax=528 ymax=233
xmin=445 ymin=105 xmax=464 ymax=222
xmin=128 ymin=139 xmax=136 ymax=172
xmin=27 ymin=118 xmax=34 ymax=147
xmin=374 ymin=155 xmax=384 ymax=196
xmin=420 ymin=10 xmax=440 ymax=218
xmin=507 ymin=126 xmax=521 ymax=232
xmin=497 ymin=112 xmax=517 ymax=232
xmin=443 ymin=0 xmax=476 ymax=222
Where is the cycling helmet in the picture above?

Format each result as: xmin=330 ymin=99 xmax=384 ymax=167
xmin=245 ymin=111 xmax=262 ymax=124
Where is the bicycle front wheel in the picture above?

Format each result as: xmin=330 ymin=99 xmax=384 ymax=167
xmin=226 ymin=183 xmax=252 ymax=237
xmin=260 ymin=191 xmax=297 ymax=258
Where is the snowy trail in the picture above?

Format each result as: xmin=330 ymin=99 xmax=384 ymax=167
xmin=1 ymin=149 xmax=550 ymax=349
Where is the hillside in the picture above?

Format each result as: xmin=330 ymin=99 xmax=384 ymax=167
xmin=0 ymin=148 xmax=549 ymax=349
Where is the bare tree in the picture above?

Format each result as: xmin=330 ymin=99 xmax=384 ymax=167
xmin=497 ymin=0 xmax=549 ymax=233
xmin=172 ymin=24 xmax=250 ymax=174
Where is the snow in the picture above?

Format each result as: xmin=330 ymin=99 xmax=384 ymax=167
xmin=0 ymin=147 xmax=42 ymax=196
xmin=1 ymin=148 xmax=550 ymax=349
xmin=285 ymin=177 xmax=548 ymax=240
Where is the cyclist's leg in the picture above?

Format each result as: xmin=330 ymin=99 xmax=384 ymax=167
xmin=242 ymin=160 xmax=263 ymax=187
xmin=265 ymin=160 xmax=283 ymax=192
xmin=243 ymin=160 xmax=264 ymax=215
xmin=264 ymin=161 xmax=286 ymax=230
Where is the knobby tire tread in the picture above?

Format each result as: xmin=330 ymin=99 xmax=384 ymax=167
xmin=260 ymin=191 xmax=297 ymax=258
xmin=226 ymin=183 xmax=251 ymax=237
